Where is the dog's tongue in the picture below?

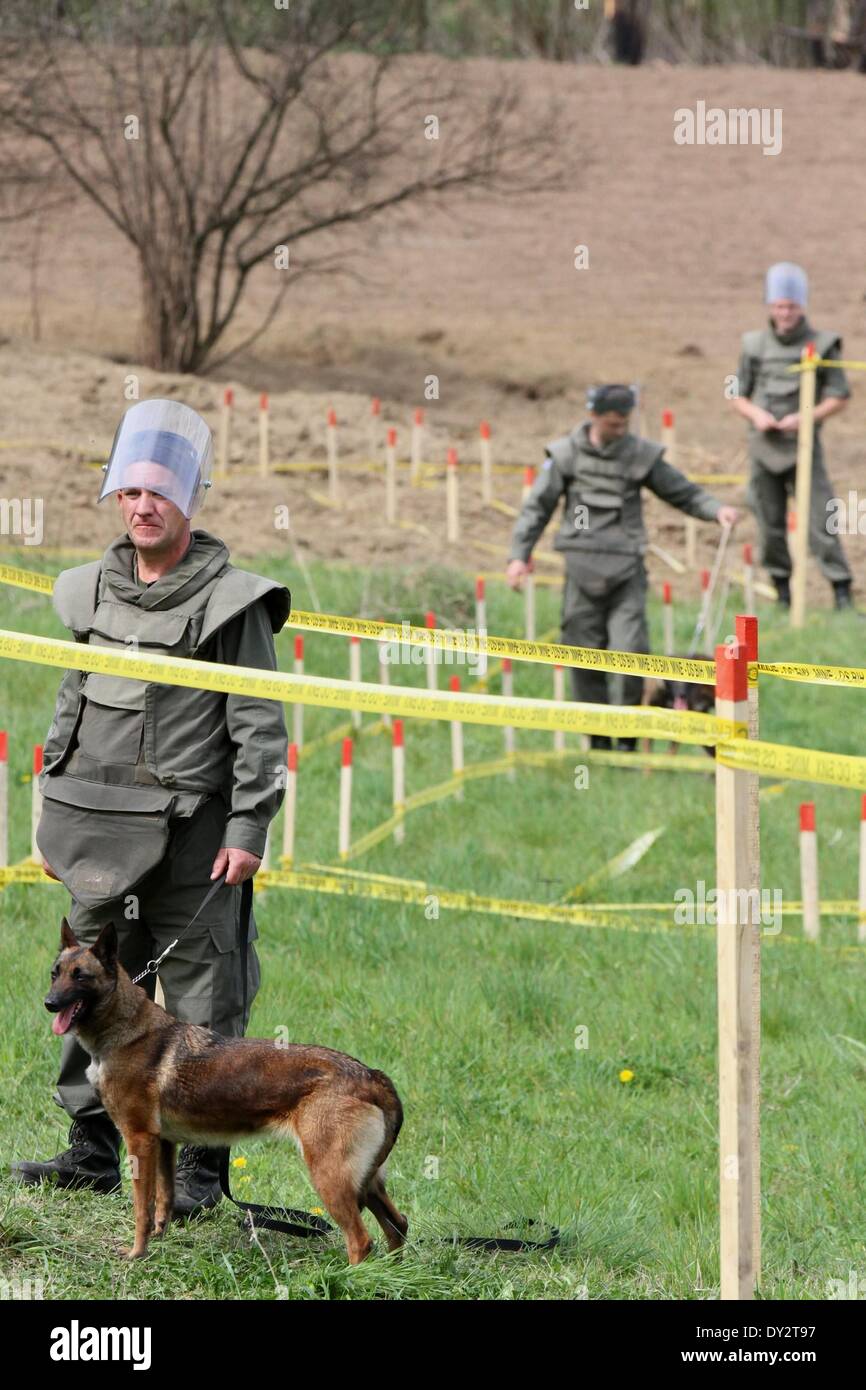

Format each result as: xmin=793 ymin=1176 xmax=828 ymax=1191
xmin=52 ymin=1006 xmax=77 ymax=1036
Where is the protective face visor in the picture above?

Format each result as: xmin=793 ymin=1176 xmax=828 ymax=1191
xmin=99 ymin=399 xmax=214 ymax=518
xmin=586 ymin=384 xmax=636 ymax=416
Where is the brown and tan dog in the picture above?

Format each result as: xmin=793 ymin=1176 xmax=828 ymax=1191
xmin=45 ymin=919 xmax=407 ymax=1263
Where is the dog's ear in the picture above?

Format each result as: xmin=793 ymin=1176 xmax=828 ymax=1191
xmin=60 ymin=918 xmax=79 ymax=951
xmin=91 ymin=921 xmax=118 ymax=971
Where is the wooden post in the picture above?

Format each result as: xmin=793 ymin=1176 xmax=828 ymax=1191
xmin=377 ymin=624 xmax=392 ymax=730
xmin=521 ymin=466 xmax=535 ymax=504
xmin=369 ymin=396 xmax=381 ymax=462
xmin=859 ymin=795 xmax=866 ymax=945
xmin=349 ymin=635 xmax=362 ymax=731
xmin=410 ymin=408 xmax=424 ymax=485
xmin=217 ymin=387 xmax=233 ymax=479
xmin=0 ymin=730 xmax=8 ymax=868
xmin=502 ymin=657 xmax=516 ymax=776
xmin=327 ymin=407 xmax=339 ymax=503
xmin=392 ymin=720 xmax=405 ymax=845
xmin=791 ymin=343 xmax=816 ymax=629
xmin=293 ymin=635 xmax=304 ymax=749
xmin=475 ymin=576 xmax=486 ymax=640
xmin=743 ymin=543 xmax=755 ymax=616
xmin=715 ymin=637 xmax=758 ymax=1300
xmin=480 ymin=420 xmax=493 ymax=505
xmin=446 ymin=447 xmax=459 ymax=543
xmin=736 ymin=612 xmax=761 ymax=1289
xmin=662 ymin=582 xmax=674 ymax=656
xmin=385 ymin=427 xmax=398 ymax=524
xmin=449 ymin=675 xmax=464 ymax=799
xmin=338 ymin=737 xmax=353 ymax=860
xmin=425 ymin=610 xmax=437 ymax=691
xmin=524 ymin=572 xmax=536 ymax=642
xmin=799 ymin=802 xmax=820 ymax=941
xmin=553 ymin=664 xmax=565 ymax=753
xmin=282 ymin=743 xmax=298 ymax=866
xmin=31 ymin=744 xmax=43 ymax=864
xmin=258 ymin=392 xmax=270 ymax=477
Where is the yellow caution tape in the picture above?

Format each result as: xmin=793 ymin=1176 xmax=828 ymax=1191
xmin=716 ymin=737 xmax=866 ymax=790
xmin=0 ymin=627 xmax=742 ymax=743
xmin=289 ymin=610 xmax=719 ymax=683
xmin=685 ymin=474 xmax=747 ymax=486
xmin=757 ymin=660 xmax=866 ymax=690
xmin=787 ymin=358 xmax=866 ymax=373
xmin=0 ymin=860 xmax=55 ymax=887
xmin=0 ymin=564 xmax=55 ymax=595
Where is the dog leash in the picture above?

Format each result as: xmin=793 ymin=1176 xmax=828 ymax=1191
xmin=218 ymin=882 xmax=560 ymax=1253
xmin=130 ymin=871 xmax=230 ymax=986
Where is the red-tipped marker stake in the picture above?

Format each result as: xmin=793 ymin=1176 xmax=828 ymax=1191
xmin=339 ymin=738 xmax=353 ymax=859
xmin=392 ymin=719 xmax=405 ymax=844
xmin=475 ymin=575 xmax=486 ymax=647
xmin=385 ymin=426 xmax=398 ymax=523
xmin=327 ymin=408 xmax=339 ymax=503
xmin=293 ymin=636 xmax=305 ymax=748
xmin=282 ymin=742 xmax=298 ymax=867
xmin=662 ymin=582 xmax=674 ymax=656
xmin=479 ymin=420 xmax=493 ymax=506
xmin=217 ymin=387 xmax=234 ymax=478
xmin=31 ymin=745 xmax=43 ymax=865
xmin=446 ymin=447 xmax=459 ymax=543
xmin=425 ymin=610 xmax=438 ymax=691
xmin=799 ymin=802 xmax=819 ymax=941
xmin=521 ymin=466 xmax=535 ymax=504
xmin=410 ymin=408 xmax=424 ymax=483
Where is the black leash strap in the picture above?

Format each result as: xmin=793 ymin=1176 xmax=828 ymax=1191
xmin=221 ymin=878 xmax=560 ymax=1252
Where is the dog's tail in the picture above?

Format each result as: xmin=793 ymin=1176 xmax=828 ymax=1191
xmin=369 ymin=1068 xmax=404 ymax=1149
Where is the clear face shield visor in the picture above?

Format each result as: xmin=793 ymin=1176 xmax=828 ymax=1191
xmin=99 ymin=399 xmax=214 ymax=518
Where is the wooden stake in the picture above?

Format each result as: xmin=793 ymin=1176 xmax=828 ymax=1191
xmin=327 ymin=407 xmax=339 ymax=503
xmin=446 ymin=447 xmax=459 ymax=543
xmin=392 ymin=720 xmax=405 ymax=845
xmin=293 ymin=635 xmax=304 ymax=749
xmin=282 ymin=743 xmax=298 ymax=866
xmin=475 ymin=576 xmax=486 ymax=640
xmin=799 ymin=802 xmax=819 ymax=941
xmin=736 ymin=612 xmax=762 ymax=1290
xmin=31 ymin=744 xmax=43 ymax=864
xmin=258 ymin=392 xmax=270 ymax=477
xmin=791 ymin=344 xmax=816 ymax=629
xmin=521 ymin=466 xmax=535 ymax=505
xmin=410 ymin=408 xmax=424 ymax=485
xmin=349 ymin=635 xmax=362 ymax=730
xmin=385 ymin=427 xmax=398 ymax=524
xmin=217 ymin=387 xmax=233 ymax=478
xmin=859 ymin=795 xmax=866 ymax=945
xmin=378 ymin=625 xmax=392 ymax=730
xmin=479 ymin=420 xmax=493 ymax=505
xmin=449 ymin=675 xmax=464 ymax=799
xmin=715 ymin=637 xmax=758 ymax=1301
xmin=338 ymin=737 xmax=353 ymax=860
xmin=553 ymin=664 xmax=565 ymax=752
xmin=425 ymin=610 xmax=437 ymax=691
xmin=0 ymin=730 xmax=7 ymax=867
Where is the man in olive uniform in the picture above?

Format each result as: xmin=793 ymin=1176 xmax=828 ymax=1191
xmin=506 ymin=384 xmax=738 ymax=750
xmin=732 ymin=261 xmax=852 ymax=608
xmin=11 ymin=399 xmax=290 ymax=1215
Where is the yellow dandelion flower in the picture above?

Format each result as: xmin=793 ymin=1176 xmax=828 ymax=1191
xmin=619 ymin=1069 xmax=635 ymax=1084
xmin=232 ymin=1156 xmax=247 ymax=1169
xmin=310 ymin=1207 xmax=325 ymax=1216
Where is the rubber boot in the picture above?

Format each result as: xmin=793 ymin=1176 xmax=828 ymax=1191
xmin=173 ymin=1145 xmax=224 ymax=1218
xmin=11 ymin=1114 xmax=122 ymax=1193
xmin=773 ymin=576 xmax=791 ymax=608
xmin=589 ymin=734 xmax=613 ymax=750
xmin=616 ymin=738 xmax=638 ymax=753
xmin=833 ymin=580 xmax=854 ymax=610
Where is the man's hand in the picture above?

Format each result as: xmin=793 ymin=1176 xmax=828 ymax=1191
xmin=717 ymin=506 xmax=740 ymax=529
xmin=750 ymin=406 xmax=779 ymax=432
xmin=211 ymin=846 xmax=261 ymax=886
xmin=775 ymin=413 xmax=800 ymax=433
xmin=506 ymin=557 xmax=534 ymax=590
xmin=42 ymin=860 xmax=60 ymax=882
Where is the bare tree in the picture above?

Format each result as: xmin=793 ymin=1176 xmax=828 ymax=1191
xmin=0 ymin=0 xmax=562 ymax=374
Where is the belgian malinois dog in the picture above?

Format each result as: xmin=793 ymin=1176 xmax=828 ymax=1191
xmin=45 ymin=919 xmax=408 ymax=1263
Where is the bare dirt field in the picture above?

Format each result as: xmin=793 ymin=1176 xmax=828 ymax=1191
xmin=1 ymin=60 xmax=864 ymax=606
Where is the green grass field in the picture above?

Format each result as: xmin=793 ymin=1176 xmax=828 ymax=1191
xmin=1 ymin=550 xmax=865 ymax=1300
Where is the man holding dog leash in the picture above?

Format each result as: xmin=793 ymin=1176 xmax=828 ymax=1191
xmin=11 ymin=399 xmax=290 ymax=1216
xmin=506 ymin=384 xmax=738 ymax=748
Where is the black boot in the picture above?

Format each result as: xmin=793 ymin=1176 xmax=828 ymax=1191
xmin=773 ymin=576 xmax=791 ymax=608
xmin=590 ymin=734 xmax=613 ymax=750
xmin=11 ymin=1114 xmax=121 ymax=1194
xmin=833 ymin=580 xmax=854 ymax=610
xmin=616 ymin=738 xmax=638 ymax=753
xmin=173 ymin=1145 xmax=224 ymax=1218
